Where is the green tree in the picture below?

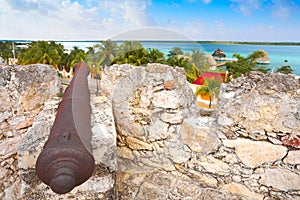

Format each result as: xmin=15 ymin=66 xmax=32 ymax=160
xmin=190 ymin=50 xmax=210 ymax=74
xmin=167 ymin=47 xmax=184 ymax=57
xmin=118 ymin=41 xmax=143 ymax=55
xmin=113 ymin=41 xmax=150 ymax=66
xmin=95 ymin=39 xmax=118 ymax=68
xmin=126 ymin=48 xmax=149 ymax=66
xmin=166 ymin=56 xmax=197 ymax=83
xmin=18 ymin=41 xmax=64 ymax=66
xmin=64 ymin=46 xmax=86 ymax=70
xmin=0 ymin=42 xmax=14 ymax=63
xmin=225 ymin=50 xmax=266 ymax=79
xmin=276 ymin=60 xmax=294 ymax=74
xmin=147 ymin=48 xmax=165 ymax=63
xmin=195 ymin=77 xmax=222 ymax=108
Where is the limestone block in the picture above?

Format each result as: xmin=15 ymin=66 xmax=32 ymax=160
xmin=216 ymin=72 xmax=300 ymax=136
xmin=197 ymin=155 xmax=230 ymax=176
xmin=148 ymin=119 xmax=170 ymax=141
xmin=125 ymin=136 xmax=153 ymax=150
xmin=222 ymin=182 xmax=264 ymax=200
xmin=259 ymin=168 xmax=300 ymax=191
xmin=152 ymin=90 xmax=180 ymax=109
xmin=160 ymin=110 xmax=183 ymax=124
xmin=223 ymin=138 xmax=288 ymax=168
xmin=0 ymin=135 xmax=22 ymax=159
xmin=180 ymin=117 xmax=220 ymax=153
xmin=283 ymin=150 xmax=300 ymax=165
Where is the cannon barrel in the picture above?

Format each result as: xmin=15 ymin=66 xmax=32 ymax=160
xmin=36 ymin=62 xmax=95 ymax=194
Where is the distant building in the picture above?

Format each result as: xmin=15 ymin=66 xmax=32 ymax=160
xmin=256 ymin=50 xmax=270 ymax=64
xmin=212 ymin=48 xmax=226 ymax=61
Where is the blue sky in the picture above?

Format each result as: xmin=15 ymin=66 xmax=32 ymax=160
xmin=0 ymin=0 xmax=299 ymax=41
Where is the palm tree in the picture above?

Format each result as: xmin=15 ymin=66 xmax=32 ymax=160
xmin=167 ymin=47 xmax=184 ymax=57
xmin=191 ymin=50 xmax=210 ymax=74
xmin=0 ymin=42 xmax=13 ymax=63
xmin=127 ymin=48 xmax=149 ymax=66
xmin=114 ymin=41 xmax=150 ymax=66
xmin=18 ymin=41 xmax=63 ymax=66
xmin=95 ymin=39 xmax=118 ymax=68
xmin=65 ymin=46 xmax=86 ymax=69
xmin=119 ymin=41 xmax=143 ymax=55
xmin=276 ymin=60 xmax=294 ymax=74
xmin=195 ymin=77 xmax=222 ymax=108
xmin=225 ymin=50 xmax=265 ymax=79
xmin=147 ymin=48 xmax=165 ymax=63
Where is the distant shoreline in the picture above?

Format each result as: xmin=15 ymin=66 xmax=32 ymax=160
xmin=2 ymin=40 xmax=300 ymax=46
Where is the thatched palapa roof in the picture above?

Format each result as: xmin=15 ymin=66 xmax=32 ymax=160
xmin=212 ymin=48 xmax=226 ymax=58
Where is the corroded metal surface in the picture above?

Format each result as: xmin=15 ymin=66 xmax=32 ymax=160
xmin=36 ymin=62 xmax=95 ymax=194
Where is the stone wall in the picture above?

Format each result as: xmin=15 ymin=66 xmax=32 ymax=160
xmin=2 ymin=64 xmax=300 ymax=200
xmin=101 ymin=65 xmax=300 ymax=200
xmin=0 ymin=64 xmax=60 ymax=199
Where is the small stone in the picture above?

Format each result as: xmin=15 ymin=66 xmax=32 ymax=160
xmin=267 ymin=137 xmax=282 ymax=145
xmin=152 ymin=90 xmax=180 ymax=109
xmin=259 ymin=185 xmax=269 ymax=193
xmin=281 ymin=134 xmax=300 ymax=148
xmin=266 ymin=132 xmax=277 ymax=137
xmin=117 ymin=146 xmax=135 ymax=160
xmin=147 ymin=119 xmax=169 ymax=141
xmin=0 ymin=136 xmax=22 ymax=159
xmin=259 ymin=168 xmax=300 ymax=191
xmin=3 ymin=131 xmax=14 ymax=138
xmin=180 ymin=117 xmax=220 ymax=153
xmin=125 ymin=136 xmax=153 ymax=150
xmin=197 ymin=155 xmax=230 ymax=176
xmin=160 ymin=111 xmax=183 ymax=124
xmin=164 ymin=80 xmax=176 ymax=90
xmin=283 ymin=150 xmax=300 ymax=165
xmin=232 ymin=175 xmax=241 ymax=182
xmin=222 ymin=182 xmax=264 ymax=200
xmin=223 ymin=138 xmax=287 ymax=168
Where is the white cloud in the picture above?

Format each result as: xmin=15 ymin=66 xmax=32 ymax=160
xmin=230 ymin=0 xmax=262 ymax=16
xmin=0 ymin=0 xmax=156 ymax=40
xmin=269 ymin=0 xmax=299 ymax=19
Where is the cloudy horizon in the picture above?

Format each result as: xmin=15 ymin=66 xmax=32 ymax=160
xmin=1 ymin=0 xmax=299 ymax=42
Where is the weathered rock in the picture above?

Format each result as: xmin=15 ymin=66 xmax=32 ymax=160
xmin=0 ymin=136 xmax=22 ymax=160
xmin=223 ymin=138 xmax=288 ymax=168
xmin=0 ymin=64 xmax=61 ymax=200
xmin=196 ymin=155 xmax=231 ymax=176
xmin=180 ymin=117 xmax=220 ymax=153
xmin=2 ymin=64 xmax=298 ymax=200
xmin=222 ymin=182 xmax=264 ymax=200
xmin=0 ymin=64 xmax=60 ymax=139
xmin=216 ymin=71 xmax=300 ymax=138
xmin=125 ymin=136 xmax=153 ymax=150
xmin=147 ymin=119 xmax=170 ymax=141
xmin=283 ymin=150 xmax=300 ymax=165
xmin=259 ymin=168 xmax=300 ymax=191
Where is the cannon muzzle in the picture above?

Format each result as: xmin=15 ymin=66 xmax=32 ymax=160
xmin=36 ymin=62 xmax=95 ymax=194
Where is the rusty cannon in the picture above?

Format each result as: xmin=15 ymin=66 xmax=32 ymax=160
xmin=36 ymin=62 xmax=95 ymax=194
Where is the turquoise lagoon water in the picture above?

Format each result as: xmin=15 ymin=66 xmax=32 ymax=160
xmin=13 ymin=40 xmax=300 ymax=75
xmin=141 ymin=41 xmax=300 ymax=75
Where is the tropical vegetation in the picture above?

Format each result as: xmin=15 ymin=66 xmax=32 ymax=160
xmin=275 ymin=60 xmax=294 ymax=74
xmin=2 ymin=40 xmax=291 ymax=85
xmin=225 ymin=50 xmax=269 ymax=80
xmin=195 ymin=77 xmax=222 ymax=108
